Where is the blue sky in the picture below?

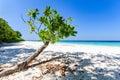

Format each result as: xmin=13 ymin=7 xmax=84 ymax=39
xmin=0 ymin=0 xmax=120 ymax=40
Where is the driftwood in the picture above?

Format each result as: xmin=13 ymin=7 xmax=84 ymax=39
xmin=0 ymin=42 xmax=49 ymax=77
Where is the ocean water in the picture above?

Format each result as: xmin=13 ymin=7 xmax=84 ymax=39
xmin=28 ymin=40 xmax=120 ymax=47
xmin=57 ymin=40 xmax=120 ymax=47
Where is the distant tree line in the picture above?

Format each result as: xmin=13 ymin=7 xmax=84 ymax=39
xmin=0 ymin=18 xmax=24 ymax=43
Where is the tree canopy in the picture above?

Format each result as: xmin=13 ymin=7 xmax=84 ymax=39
xmin=0 ymin=18 xmax=24 ymax=43
xmin=26 ymin=6 xmax=77 ymax=43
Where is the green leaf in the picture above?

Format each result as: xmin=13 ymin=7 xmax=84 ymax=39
xmin=26 ymin=6 xmax=77 ymax=44
xmin=68 ymin=17 xmax=72 ymax=22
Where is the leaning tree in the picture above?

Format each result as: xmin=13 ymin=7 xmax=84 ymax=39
xmin=0 ymin=6 xmax=77 ymax=77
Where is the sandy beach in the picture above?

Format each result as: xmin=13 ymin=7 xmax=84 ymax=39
xmin=0 ymin=41 xmax=120 ymax=80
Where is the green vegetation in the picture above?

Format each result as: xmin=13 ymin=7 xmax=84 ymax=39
xmin=0 ymin=18 xmax=24 ymax=43
xmin=26 ymin=6 xmax=77 ymax=43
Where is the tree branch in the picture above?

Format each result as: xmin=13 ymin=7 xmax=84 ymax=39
xmin=34 ymin=31 xmax=38 ymax=34
xmin=21 ymin=15 xmax=26 ymax=23
xmin=37 ymin=23 xmax=42 ymax=32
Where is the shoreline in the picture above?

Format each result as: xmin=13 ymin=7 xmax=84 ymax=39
xmin=26 ymin=40 xmax=120 ymax=47
xmin=1 ymin=41 xmax=120 ymax=63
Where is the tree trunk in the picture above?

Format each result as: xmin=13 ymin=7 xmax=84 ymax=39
xmin=0 ymin=42 xmax=49 ymax=77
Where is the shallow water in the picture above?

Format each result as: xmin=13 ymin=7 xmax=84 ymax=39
xmin=57 ymin=40 xmax=120 ymax=47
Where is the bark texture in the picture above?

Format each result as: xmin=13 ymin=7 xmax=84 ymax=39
xmin=0 ymin=42 xmax=49 ymax=77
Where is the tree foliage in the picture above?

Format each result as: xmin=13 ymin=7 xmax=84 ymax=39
xmin=26 ymin=6 xmax=77 ymax=43
xmin=0 ymin=18 xmax=24 ymax=43
xmin=0 ymin=6 xmax=78 ymax=77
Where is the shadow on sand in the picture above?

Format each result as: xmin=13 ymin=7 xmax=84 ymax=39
xmin=0 ymin=48 xmax=36 ymax=64
xmin=27 ymin=51 xmax=120 ymax=80
xmin=0 ymin=42 xmax=24 ymax=47
xmin=0 ymin=45 xmax=120 ymax=80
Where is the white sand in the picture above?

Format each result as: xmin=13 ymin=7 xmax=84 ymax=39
xmin=0 ymin=41 xmax=120 ymax=80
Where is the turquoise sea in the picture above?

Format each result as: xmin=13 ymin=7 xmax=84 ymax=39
xmin=58 ymin=40 xmax=120 ymax=47
xmin=30 ymin=40 xmax=120 ymax=47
